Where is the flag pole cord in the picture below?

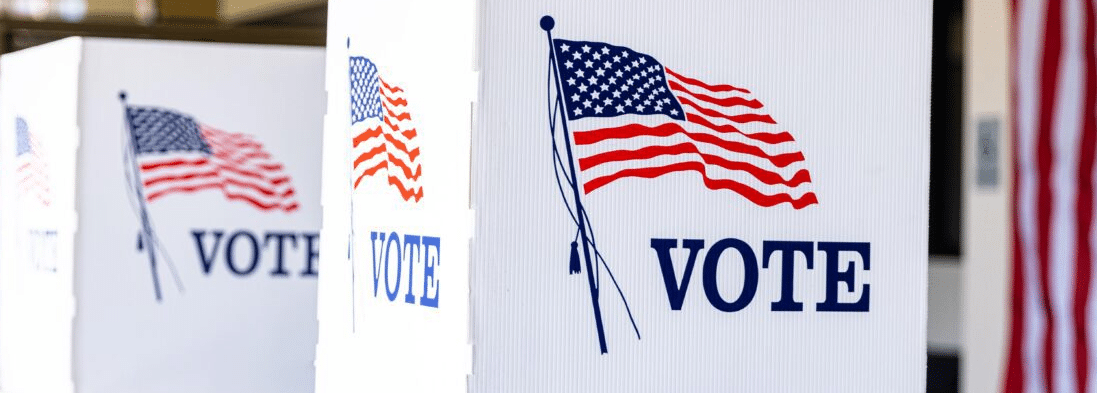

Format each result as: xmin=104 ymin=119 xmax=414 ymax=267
xmin=547 ymin=63 xmax=640 ymax=342
xmin=543 ymin=16 xmax=609 ymax=354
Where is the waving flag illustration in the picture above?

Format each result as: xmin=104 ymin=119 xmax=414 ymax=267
xmin=15 ymin=117 xmax=52 ymax=207
xmin=119 ymin=92 xmax=299 ymax=301
xmin=540 ymin=16 xmax=816 ymax=354
xmin=547 ymin=28 xmax=817 ymax=208
xmin=349 ymin=55 xmax=423 ymax=202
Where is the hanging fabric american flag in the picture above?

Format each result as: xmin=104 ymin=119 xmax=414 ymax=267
xmin=124 ymin=106 xmax=299 ymax=212
xmin=349 ymin=56 xmax=423 ymax=202
xmin=15 ymin=117 xmax=51 ymax=207
xmin=550 ymin=39 xmax=817 ymax=209
xmin=1005 ymin=0 xmax=1097 ymax=392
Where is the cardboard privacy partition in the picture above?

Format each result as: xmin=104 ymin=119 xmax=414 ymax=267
xmin=317 ymin=1 xmax=932 ymax=392
xmin=0 ymin=38 xmax=324 ymax=393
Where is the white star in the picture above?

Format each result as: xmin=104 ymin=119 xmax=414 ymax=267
xmin=576 ymin=70 xmax=586 ymax=78
xmin=583 ymin=99 xmax=592 ymax=108
xmin=594 ymin=106 xmax=604 ymax=114
xmin=564 ymin=60 xmax=574 ymax=69
xmin=624 ymin=65 xmax=632 ymax=72
xmin=633 ymin=93 xmax=641 ymax=99
xmin=572 ymin=52 xmax=582 ymax=60
xmin=601 ymin=47 xmax=610 ymax=54
xmin=595 ymin=68 xmax=606 ymax=77
xmin=581 ymin=45 xmax=591 ymax=53
xmin=584 ymin=60 xmax=593 ymax=68
xmin=654 ymin=64 xmax=661 ymax=70
xmin=574 ymin=108 xmax=583 ymax=116
xmin=639 ymin=57 xmax=647 ymax=64
xmin=655 ymin=104 xmax=663 ymax=111
xmin=622 ymin=51 xmax=630 ymax=57
xmin=632 ymin=60 xmax=640 ymax=67
xmin=612 ymin=91 xmax=622 ymax=98
xmin=600 ymin=84 xmax=609 ymax=91
xmin=626 ymin=79 xmax=635 ymax=86
xmin=636 ymin=104 xmax=645 ymax=111
xmin=566 ymin=77 xmax=576 ymax=85
xmin=604 ymin=61 xmax=611 ymax=69
xmin=560 ymin=43 xmax=570 ymax=52
xmin=588 ymin=76 xmax=598 ymax=85
xmin=625 ymin=99 xmax=633 ymax=106
xmin=616 ymin=104 xmax=625 ymax=112
xmin=609 ymin=76 xmax=617 ymax=84
xmin=670 ymin=109 xmax=679 ymax=116
xmin=621 ymin=84 xmax=631 ymax=91
xmin=603 ymin=98 xmax=613 ymax=105
xmin=644 ymin=99 xmax=651 ymax=105
xmin=641 ymin=70 xmax=648 ymax=77
xmin=593 ymin=52 xmax=601 ymax=60
xmin=613 ymin=55 xmax=621 ymax=63
xmin=571 ymin=94 xmax=580 ymax=102
xmin=655 ymin=75 xmax=663 ymax=81
xmin=591 ymin=91 xmax=601 ymax=99
xmin=579 ymin=84 xmax=589 ymax=92
xmin=615 ymin=70 xmax=624 ymax=77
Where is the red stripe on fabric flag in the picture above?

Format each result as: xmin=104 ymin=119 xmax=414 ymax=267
xmin=1036 ymin=0 xmax=1064 ymax=391
xmin=573 ymin=122 xmax=805 ymax=168
xmin=1075 ymin=0 xmax=1097 ymax=390
xmin=578 ymin=142 xmax=812 ymax=187
xmin=1004 ymin=2 xmax=1026 ymax=392
xmin=664 ymin=67 xmax=750 ymax=94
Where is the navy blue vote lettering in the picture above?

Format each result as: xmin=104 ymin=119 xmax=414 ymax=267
xmin=652 ymin=237 xmax=870 ymax=313
xmin=190 ymin=229 xmax=319 ymax=278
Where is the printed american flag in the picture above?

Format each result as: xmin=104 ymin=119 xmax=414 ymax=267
xmin=552 ymin=39 xmax=818 ymax=209
xmin=349 ymin=56 xmax=423 ymax=202
xmin=126 ymin=106 xmax=299 ymax=212
xmin=15 ymin=117 xmax=51 ymax=207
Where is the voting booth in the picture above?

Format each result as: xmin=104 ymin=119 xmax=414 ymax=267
xmin=316 ymin=1 xmax=932 ymax=392
xmin=0 ymin=38 xmax=324 ymax=393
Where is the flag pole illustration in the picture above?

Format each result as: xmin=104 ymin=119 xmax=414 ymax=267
xmin=119 ymin=92 xmax=298 ymax=301
xmin=120 ymin=92 xmax=168 ymax=301
xmin=542 ymin=16 xmax=642 ymax=355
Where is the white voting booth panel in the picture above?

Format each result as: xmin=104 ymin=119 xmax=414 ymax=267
xmin=317 ymin=1 xmax=932 ymax=392
xmin=0 ymin=38 xmax=324 ymax=393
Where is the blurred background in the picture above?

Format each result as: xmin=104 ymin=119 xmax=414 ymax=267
xmin=0 ymin=0 xmax=326 ymax=52
xmin=0 ymin=1 xmax=977 ymax=392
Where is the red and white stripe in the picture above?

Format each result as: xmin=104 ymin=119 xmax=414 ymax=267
xmin=567 ymin=67 xmax=818 ymax=209
xmin=1006 ymin=0 xmax=1097 ymax=391
xmin=351 ymin=77 xmax=423 ymax=202
xmin=16 ymin=132 xmax=51 ymax=207
xmin=137 ymin=126 xmax=299 ymax=212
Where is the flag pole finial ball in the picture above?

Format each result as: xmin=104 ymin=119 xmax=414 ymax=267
xmin=118 ymin=91 xmax=127 ymax=102
xmin=540 ymin=16 xmax=554 ymax=31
